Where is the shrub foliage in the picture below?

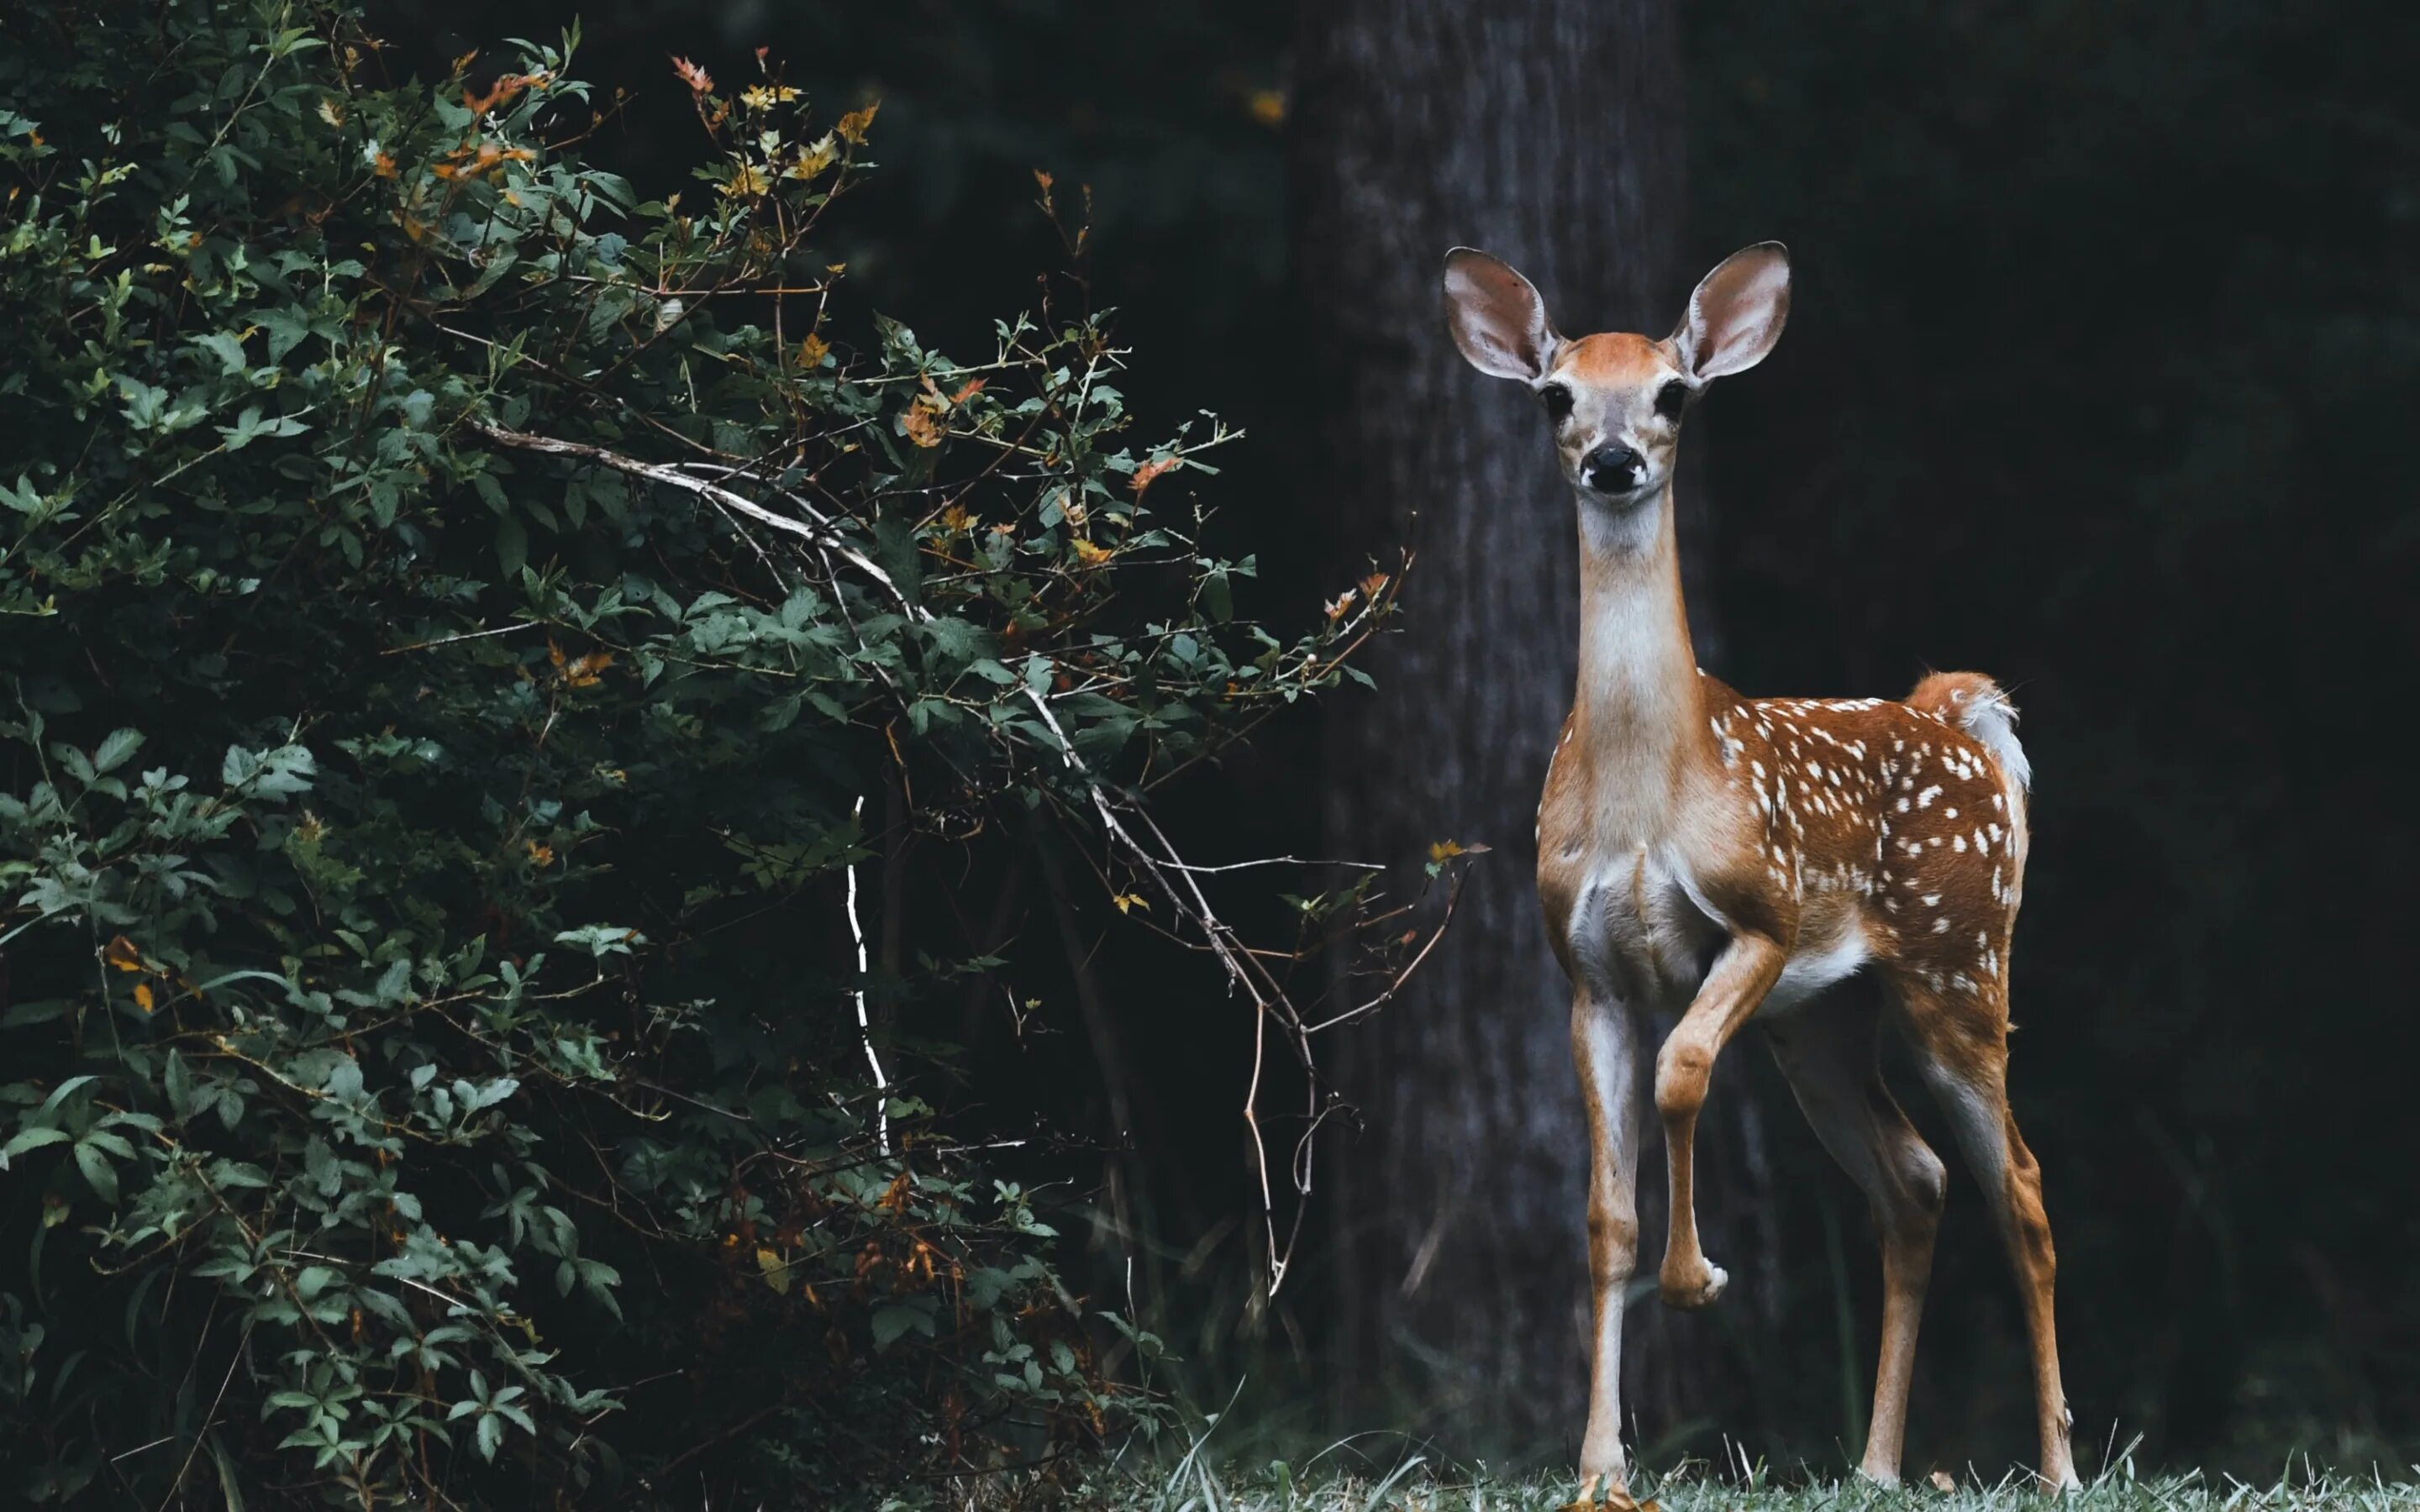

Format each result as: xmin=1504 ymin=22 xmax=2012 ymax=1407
xmin=0 ymin=3 xmax=1389 ymax=1503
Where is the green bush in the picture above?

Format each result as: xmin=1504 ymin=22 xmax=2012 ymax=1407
xmin=0 ymin=3 xmax=1385 ymax=1503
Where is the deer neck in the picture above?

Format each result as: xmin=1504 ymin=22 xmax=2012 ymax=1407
xmin=1568 ymin=486 xmax=1709 ymax=834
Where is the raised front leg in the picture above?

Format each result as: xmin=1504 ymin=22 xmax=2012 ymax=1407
xmin=1654 ymin=933 xmax=1785 ymax=1309
xmin=1570 ymin=991 xmax=1645 ymax=1499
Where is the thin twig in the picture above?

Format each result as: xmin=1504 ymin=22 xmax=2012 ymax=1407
xmin=845 ymin=794 xmax=892 ymax=1154
xmin=463 ymin=422 xmax=922 ymax=620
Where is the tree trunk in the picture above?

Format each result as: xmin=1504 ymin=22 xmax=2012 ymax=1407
xmin=1293 ymin=0 xmax=1772 ymax=1455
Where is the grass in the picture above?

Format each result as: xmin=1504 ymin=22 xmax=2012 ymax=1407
xmin=1039 ymin=1425 xmax=2420 ymax=1512
xmin=1059 ymin=1461 xmax=2420 ymax=1512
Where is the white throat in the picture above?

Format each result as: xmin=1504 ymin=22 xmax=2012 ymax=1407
xmin=1570 ymin=483 xmax=1705 ymax=827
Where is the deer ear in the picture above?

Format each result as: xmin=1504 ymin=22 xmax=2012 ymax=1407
xmin=1675 ymin=243 xmax=1790 ymax=381
xmin=1443 ymin=249 xmax=1560 ymax=381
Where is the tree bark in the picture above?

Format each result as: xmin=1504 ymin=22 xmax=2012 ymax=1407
xmin=1293 ymin=0 xmax=1770 ymax=1453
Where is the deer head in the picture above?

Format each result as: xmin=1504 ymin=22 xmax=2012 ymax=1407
xmin=1443 ymin=243 xmax=1791 ymax=507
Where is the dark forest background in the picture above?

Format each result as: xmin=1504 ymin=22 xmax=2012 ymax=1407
xmin=371 ymin=0 xmax=2420 ymax=1479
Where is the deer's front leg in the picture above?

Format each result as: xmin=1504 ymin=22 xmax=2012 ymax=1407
xmin=1571 ymin=990 xmax=1645 ymax=1497
xmin=1655 ymin=932 xmax=1786 ymax=1310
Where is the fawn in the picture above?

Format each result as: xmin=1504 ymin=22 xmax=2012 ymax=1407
xmin=1442 ymin=244 xmax=2078 ymax=1495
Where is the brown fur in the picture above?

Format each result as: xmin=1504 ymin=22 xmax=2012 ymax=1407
xmin=1553 ymin=330 xmax=1670 ymax=388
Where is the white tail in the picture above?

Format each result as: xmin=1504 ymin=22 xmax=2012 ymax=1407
xmin=1444 ymin=245 xmax=2079 ymax=1496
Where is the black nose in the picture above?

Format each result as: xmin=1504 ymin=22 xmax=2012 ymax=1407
xmin=1585 ymin=444 xmax=1643 ymax=489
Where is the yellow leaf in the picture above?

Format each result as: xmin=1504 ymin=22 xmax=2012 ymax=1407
xmin=317 ymin=97 xmax=346 ymax=128
xmin=740 ymin=84 xmax=801 ymax=110
xmin=784 ymin=134 xmax=837 ymax=180
xmin=797 ymin=332 xmax=829 ymax=368
xmin=1112 ymin=893 xmax=1150 ymax=915
xmin=526 ymin=841 xmax=555 ymax=867
xmin=937 ymin=504 xmax=976 ymax=535
xmin=566 ymin=650 xmax=613 ymax=687
xmin=1428 ymin=839 xmax=1466 ymax=863
xmin=133 ymin=982 xmax=155 ymax=1013
xmin=721 ymin=161 xmax=771 ymax=199
xmin=834 ymin=100 xmax=880 ymax=145
xmin=104 ymin=935 xmax=145 ymax=973
xmin=1245 ymin=88 xmax=1286 ymax=128
xmin=1071 ymin=537 xmax=1113 ymax=567
xmin=755 ymin=1247 xmax=791 ymax=1294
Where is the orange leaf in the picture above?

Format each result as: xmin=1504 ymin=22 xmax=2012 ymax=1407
xmin=949 ymin=376 xmax=986 ymax=404
xmin=671 ymin=55 xmax=714 ymax=95
xmin=797 ymin=332 xmax=829 ymax=368
xmin=1359 ymin=571 xmax=1391 ymax=599
xmin=1129 ymin=455 xmax=1179 ymax=495
xmin=104 ymin=935 xmax=144 ymax=973
xmin=133 ymin=982 xmax=155 ymax=1013
xmin=902 ymin=396 xmax=948 ymax=449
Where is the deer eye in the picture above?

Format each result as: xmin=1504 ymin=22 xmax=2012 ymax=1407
xmin=1654 ymin=380 xmax=1690 ymax=420
xmin=1539 ymin=383 xmax=1574 ymax=423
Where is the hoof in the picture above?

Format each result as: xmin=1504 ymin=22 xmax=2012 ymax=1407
xmin=1658 ymin=1258 xmax=1728 ymax=1310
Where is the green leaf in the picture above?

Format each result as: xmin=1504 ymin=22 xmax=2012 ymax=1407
xmin=164 ymin=1051 xmax=197 ymax=1120
xmin=496 ymin=513 xmax=529 ymax=579
xmin=870 ymin=1305 xmax=923 ymax=1351
xmin=0 ymin=1126 xmax=71 ymax=1162
xmin=73 ymin=1141 xmax=118 ymax=1204
xmin=92 ymin=727 xmax=144 ymax=773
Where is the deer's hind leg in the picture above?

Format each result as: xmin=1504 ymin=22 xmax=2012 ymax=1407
xmin=1891 ymin=972 xmax=2081 ymax=1493
xmin=1765 ymin=990 xmax=1947 ymax=1486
